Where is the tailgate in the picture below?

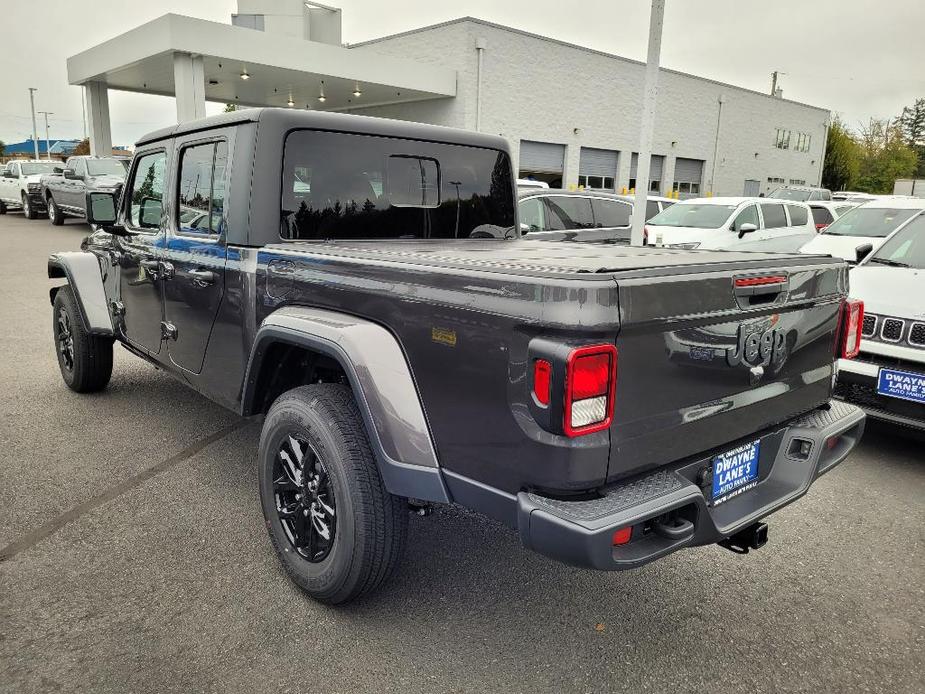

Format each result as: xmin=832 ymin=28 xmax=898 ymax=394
xmin=608 ymin=259 xmax=847 ymax=482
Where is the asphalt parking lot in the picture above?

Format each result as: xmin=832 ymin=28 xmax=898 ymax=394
xmin=0 ymin=211 xmax=922 ymax=694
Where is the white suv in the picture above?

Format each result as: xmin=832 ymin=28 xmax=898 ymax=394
xmin=644 ymin=196 xmax=816 ymax=251
xmin=835 ymin=213 xmax=925 ymax=429
xmin=0 ymin=160 xmax=59 ymax=219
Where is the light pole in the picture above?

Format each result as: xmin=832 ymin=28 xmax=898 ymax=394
xmin=38 ymin=111 xmax=54 ymax=160
xmin=28 ymin=88 xmax=40 ymax=160
xmin=630 ymin=0 xmax=666 ymax=246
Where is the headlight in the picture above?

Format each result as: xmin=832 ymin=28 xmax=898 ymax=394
xmin=27 ymin=183 xmax=41 ymax=192
xmin=667 ymin=242 xmax=701 ymax=250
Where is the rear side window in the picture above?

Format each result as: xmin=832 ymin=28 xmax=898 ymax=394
xmin=543 ymin=196 xmax=594 ymax=230
xmin=645 ymin=200 xmax=661 ymax=220
xmin=126 ymin=151 xmax=167 ymax=230
xmin=176 ymin=141 xmax=228 ymax=235
xmin=811 ymin=206 xmax=834 ymax=225
xmin=280 ymin=130 xmax=514 ymax=240
xmin=761 ymin=204 xmax=787 ymax=228
xmin=592 ymin=199 xmax=631 ymax=227
xmin=786 ymin=204 xmax=808 ymax=226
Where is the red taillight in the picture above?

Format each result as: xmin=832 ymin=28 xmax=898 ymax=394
xmin=840 ymin=299 xmax=864 ymax=359
xmin=564 ymin=344 xmax=617 ymax=437
xmin=533 ymin=359 xmax=551 ymax=406
xmin=815 ymin=223 xmax=828 ymax=232
xmin=612 ymin=526 xmax=633 ymax=546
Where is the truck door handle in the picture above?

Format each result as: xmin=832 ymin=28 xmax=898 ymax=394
xmin=187 ymin=268 xmax=216 ymax=287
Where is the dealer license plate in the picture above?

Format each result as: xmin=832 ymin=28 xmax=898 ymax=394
xmin=877 ymin=368 xmax=925 ymax=404
xmin=711 ymin=440 xmax=760 ymax=505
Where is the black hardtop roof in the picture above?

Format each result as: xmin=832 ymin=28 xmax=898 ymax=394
xmin=135 ymin=107 xmax=511 ymax=153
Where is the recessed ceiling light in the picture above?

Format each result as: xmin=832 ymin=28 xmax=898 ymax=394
xmin=240 ymin=69 xmax=250 ymax=80
xmin=318 ymin=80 xmax=326 ymax=103
xmin=353 ymin=82 xmax=362 ymax=98
xmin=287 ymin=98 xmax=294 ymax=107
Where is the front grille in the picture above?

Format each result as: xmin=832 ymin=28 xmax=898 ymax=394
xmin=881 ymin=318 xmax=904 ymax=342
xmin=862 ymin=314 xmax=877 ymax=337
xmin=910 ymin=322 xmax=925 ymax=347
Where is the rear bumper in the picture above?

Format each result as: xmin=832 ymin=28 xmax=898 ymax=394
xmin=516 ymin=400 xmax=864 ymax=571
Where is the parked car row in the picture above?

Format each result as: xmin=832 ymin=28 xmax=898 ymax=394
xmin=0 ymin=156 xmax=128 ymax=224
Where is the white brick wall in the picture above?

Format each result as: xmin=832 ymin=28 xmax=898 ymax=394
xmin=348 ymin=19 xmax=829 ymax=196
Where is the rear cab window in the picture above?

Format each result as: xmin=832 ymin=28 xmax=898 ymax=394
xmin=280 ymin=130 xmax=514 ymax=240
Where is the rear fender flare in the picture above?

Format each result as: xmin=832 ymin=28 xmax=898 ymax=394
xmin=242 ymin=306 xmax=450 ymax=503
xmin=47 ymin=252 xmax=114 ymax=336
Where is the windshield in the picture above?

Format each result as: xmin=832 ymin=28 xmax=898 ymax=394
xmin=769 ymin=189 xmax=811 ymax=201
xmin=866 ymin=214 xmax=925 ymax=269
xmin=86 ymin=159 xmax=128 ymax=177
xmin=821 ymin=206 xmax=918 ymax=238
xmin=648 ymin=203 xmax=736 ymax=229
xmin=20 ymin=162 xmax=60 ymax=175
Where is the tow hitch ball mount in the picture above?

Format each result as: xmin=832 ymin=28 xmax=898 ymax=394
xmin=719 ymin=522 xmax=769 ymax=555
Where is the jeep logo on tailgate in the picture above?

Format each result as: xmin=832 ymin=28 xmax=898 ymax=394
xmin=725 ymin=325 xmax=787 ymax=368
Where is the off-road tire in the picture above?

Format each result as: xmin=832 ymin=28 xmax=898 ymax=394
xmin=47 ymin=195 xmax=64 ymax=226
xmin=22 ymin=192 xmax=38 ymax=220
xmin=258 ymin=384 xmax=408 ymax=604
xmin=52 ymin=285 xmax=113 ymax=392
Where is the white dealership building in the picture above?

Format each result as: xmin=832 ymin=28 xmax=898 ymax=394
xmin=69 ymin=1 xmax=829 ymax=197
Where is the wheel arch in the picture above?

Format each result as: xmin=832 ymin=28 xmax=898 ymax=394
xmin=243 ymin=306 xmax=450 ymax=503
xmin=47 ymin=252 xmax=114 ymax=336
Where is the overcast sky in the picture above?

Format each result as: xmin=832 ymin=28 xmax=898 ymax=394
xmin=1 ymin=0 xmax=922 ymax=147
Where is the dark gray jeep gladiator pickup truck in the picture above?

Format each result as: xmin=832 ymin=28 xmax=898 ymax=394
xmin=49 ymin=108 xmax=866 ymax=604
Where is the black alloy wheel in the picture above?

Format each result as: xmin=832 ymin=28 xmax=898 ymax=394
xmin=274 ymin=433 xmax=337 ymax=562
xmin=56 ymin=306 xmax=75 ymax=372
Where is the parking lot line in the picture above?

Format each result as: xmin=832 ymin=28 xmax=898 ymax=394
xmin=0 ymin=421 xmax=242 ymax=562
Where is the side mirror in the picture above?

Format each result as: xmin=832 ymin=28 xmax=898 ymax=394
xmin=85 ymin=191 xmax=125 ymax=235
xmin=855 ymin=243 xmax=874 ymax=264
xmin=737 ymin=222 xmax=758 ymax=238
xmin=53 ymin=166 xmax=63 ymax=174
xmin=63 ymin=168 xmax=79 ymax=180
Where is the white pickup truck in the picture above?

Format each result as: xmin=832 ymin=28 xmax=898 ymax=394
xmin=0 ymin=160 xmax=60 ymax=219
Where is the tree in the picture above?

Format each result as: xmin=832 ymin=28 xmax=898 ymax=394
xmin=72 ymin=138 xmax=90 ymax=156
xmin=855 ymin=118 xmax=918 ymax=193
xmin=822 ymin=115 xmax=860 ymax=192
xmin=0 ymin=139 xmax=5 ymax=158
xmin=898 ymin=97 xmax=925 ymax=177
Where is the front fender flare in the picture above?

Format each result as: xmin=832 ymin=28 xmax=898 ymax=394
xmin=47 ymin=252 xmax=114 ymax=336
xmin=242 ymin=306 xmax=450 ymax=504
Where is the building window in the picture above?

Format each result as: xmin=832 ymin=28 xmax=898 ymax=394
xmin=578 ymin=174 xmax=615 ymax=191
xmin=628 ymin=178 xmax=661 ymax=192
xmin=671 ymin=181 xmax=701 ymax=195
xmin=774 ymin=128 xmax=791 ymax=150
xmin=768 ymin=176 xmax=785 ymax=184
xmin=793 ymin=133 xmax=811 ymax=153
xmin=789 ymin=178 xmax=806 ymax=185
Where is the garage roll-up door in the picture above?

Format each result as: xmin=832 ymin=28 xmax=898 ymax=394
xmin=674 ymin=157 xmax=704 ymax=184
xmin=579 ymin=147 xmax=618 ymax=177
xmin=520 ymin=140 xmax=565 ymax=173
xmin=630 ymin=153 xmax=664 ymax=181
